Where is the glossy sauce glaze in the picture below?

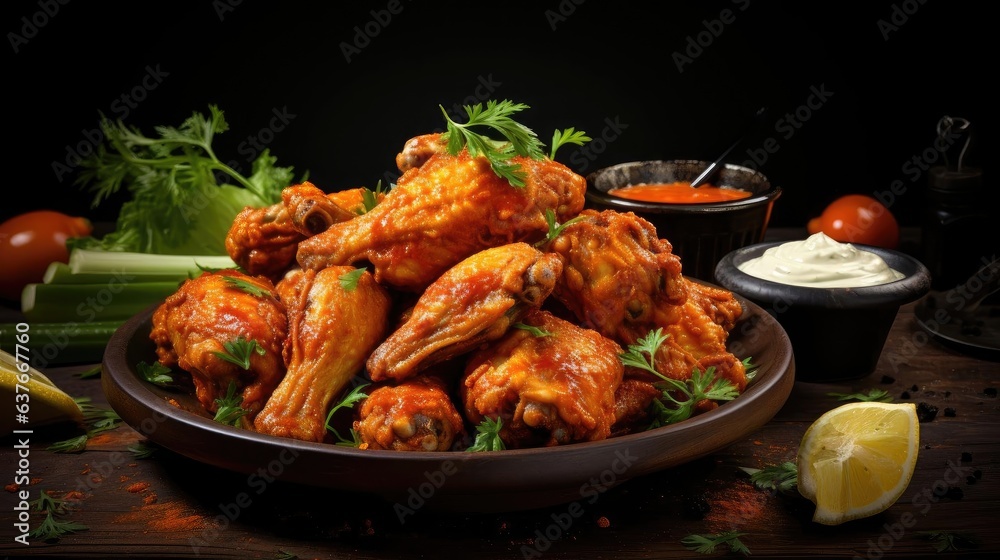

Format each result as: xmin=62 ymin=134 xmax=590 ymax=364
xmin=737 ymin=232 xmax=905 ymax=288
xmin=608 ymin=182 xmax=752 ymax=204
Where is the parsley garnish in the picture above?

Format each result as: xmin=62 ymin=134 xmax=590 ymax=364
xmin=827 ymin=388 xmax=893 ymax=402
xmin=537 ymin=208 xmax=586 ymax=248
xmin=742 ymin=356 xmax=759 ymax=382
xmin=681 ymin=531 xmax=750 ymax=556
xmin=137 ymin=361 xmax=173 ymax=386
xmin=28 ymin=491 xmax=88 ymax=541
xmin=75 ymin=365 xmax=102 ymax=380
xmin=212 ymin=336 xmax=265 ymax=370
xmin=466 ymin=416 xmax=506 ymax=452
xmin=513 ymin=322 xmax=553 ymax=337
xmin=213 ymin=381 xmax=249 ymax=427
xmin=339 ymin=268 xmax=366 ymax=291
xmin=325 ymin=383 xmax=370 ymax=446
xmin=549 ymin=127 xmax=591 ymax=159
xmin=359 ymin=180 xmax=390 ymax=214
xmin=440 ymin=100 xmax=546 ymax=188
xmin=47 ymin=398 xmax=123 ymax=453
xmin=128 ymin=441 xmax=159 ymax=459
xmin=619 ymin=328 xmax=740 ymax=428
xmin=224 ymin=276 xmax=271 ymax=297
xmin=740 ymin=461 xmax=798 ymax=494
xmin=920 ymin=531 xmax=978 ymax=552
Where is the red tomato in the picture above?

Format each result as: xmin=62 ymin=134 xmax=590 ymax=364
xmin=0 ymin=210 xmax=93 ymax=302
xmin=807 ymin=194 xmax=900 ymax=249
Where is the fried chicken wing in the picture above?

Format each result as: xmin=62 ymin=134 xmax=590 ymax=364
xmin=654 ymin=288 xmax=748 ymax=391
xmin=546 ymin=209 xmax=748 ymax=431
xmin=367 ymin=242 xmax=563 ymax=382
xmin=354 ymin=373 xmax=466 ymax=452
xmin=460 ymin=309 xmax=623 ymax=448
xmin=254 ymin=265 xmax=392 ymax=442
xmin=295 ymin=138 xmax=586 ymax=292
xmin=149 ymin=270 xmax=287 ymax=422
xmin=546 ymin=209 xmax=688 ymax=343
xmin=225 ymin=182 xmax=370 ymax=281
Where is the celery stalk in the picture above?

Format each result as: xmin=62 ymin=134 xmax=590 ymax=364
xmin=0 ymin=321 xmax=125 ymax=366
xmin=43 ymin=262 xmax=208 ymax=284
xmin=20 ymin=281 xmax=180 ymax=323
xmin=65 ymin=250 xmax=237 ymax=277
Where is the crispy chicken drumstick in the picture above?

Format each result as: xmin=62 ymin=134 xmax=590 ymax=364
xmin=254 ymin=265 xmax=392 ymax=442
xmin=295 ymin=134 xmax=586 ymax=292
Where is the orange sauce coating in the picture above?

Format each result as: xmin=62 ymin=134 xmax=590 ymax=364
xmin=608 ymin=182 xmax=752 ymax=204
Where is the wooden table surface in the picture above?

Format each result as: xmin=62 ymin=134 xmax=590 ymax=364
xmin=2 ymin=238 xmax=998 ymax=559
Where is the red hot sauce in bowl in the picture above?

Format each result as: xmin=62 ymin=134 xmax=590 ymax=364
xmin=608 ymin=182 xmax=752 ymax=204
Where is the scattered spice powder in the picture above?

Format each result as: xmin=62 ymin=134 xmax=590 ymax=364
xmin=702 ymin=481 xmax=770 ymax=530
xmin=63 ymin=491 xmax=86 ymax=503
xmin=143 ymin=492 xmax=158 ymax=505
xmin=127 ymin=481 xmax=151 ymax=493
xmin=114 ymin=501 xmax=208 ymax=533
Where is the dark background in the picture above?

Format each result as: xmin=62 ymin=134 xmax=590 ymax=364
xmin=3 ymin=0 xmax=989 ymax=229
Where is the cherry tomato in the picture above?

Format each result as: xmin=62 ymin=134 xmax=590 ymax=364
xmin=807 ymin=194 xmax=899 ymax=249
xmin=0 ymin=210 xmax=93 ymax=302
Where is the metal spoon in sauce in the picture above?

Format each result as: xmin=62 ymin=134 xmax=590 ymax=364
xmin=690 ymin=106 xmax=768 ymax=188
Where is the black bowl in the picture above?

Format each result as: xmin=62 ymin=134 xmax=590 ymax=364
xmin=714 ymin=242 xmax=932 ymax=382
xmin=585 ymin=160 xmax=781 ymax=282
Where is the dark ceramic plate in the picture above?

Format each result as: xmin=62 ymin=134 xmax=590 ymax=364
xmin=102 ymin=293 xmax=795 ymax=513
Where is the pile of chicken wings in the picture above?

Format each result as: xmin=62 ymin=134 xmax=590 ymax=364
xmin=148 ymin=133 xmax=748 ymax=451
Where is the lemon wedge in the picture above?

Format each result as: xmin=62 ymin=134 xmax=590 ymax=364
xmin=796 ymin=401 xmax=919 ymax=525
xmin=1 ymin=349 xmax=84 ymax=433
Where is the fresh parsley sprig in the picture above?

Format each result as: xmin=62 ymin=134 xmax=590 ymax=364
xmin=513 ymin=322 xmax=553 ymax=337
xmin=440 ymin=100 xmax=546 ymax=188
xmin=550 ymin=127 xmax=591 ymax=159
xmin=212 ymin=336 xmax=265 ymax=370
xmin=920 ymin=531 xmax=979 ymax=552
xmin=681 ymin=531 xmax=750 ymax=556
xmin=213 ymin=380 xmax=249 ymax=427
xmin=359 ymin=180 xmax=390 ymax=214
xmin=28 ymin=491 xmax=88 ymax=542
xmin=536 ymin=208 xmax=587 ymax=248
xmin=137 ymin=361 xmax=173 ymax=386
xmin=827 ymin=388 xmax=893 ymax=402
xmin=325 ymin=383 xmax=370 ymax=446
xmin=466 ymin=416 xmax=506 ymax=452
xmin=740 ymin=461 xmax=799 ymax=495
xmin=224 ymin=276 xmax=272 ymax=297
xmin=619 ymin=328 xmax=740 ymax=428
xmin=339 ymin=268 xmax=366 ymax=291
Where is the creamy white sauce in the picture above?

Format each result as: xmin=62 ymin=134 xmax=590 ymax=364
xmin=737 ymin=232 xmax=905 ymax=288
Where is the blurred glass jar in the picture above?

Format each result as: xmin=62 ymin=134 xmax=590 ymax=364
xmin=922 ymin=166 xmax=992 ymax=291
xmin=921 ymin=117 xmax=995 ymax=291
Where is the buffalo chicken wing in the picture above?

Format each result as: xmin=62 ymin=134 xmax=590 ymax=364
xmin=253 ymin=265 xmax=392 ymax=442
xmin=460 ymin=309 xmax=624 ymax=448
xmin=149 ymin=270 xmax=288 ymax=422
xmin=295 ymin=136 xmax=586 ymax=292
xmin=366 ymin=242 xmax=563 ymax=382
